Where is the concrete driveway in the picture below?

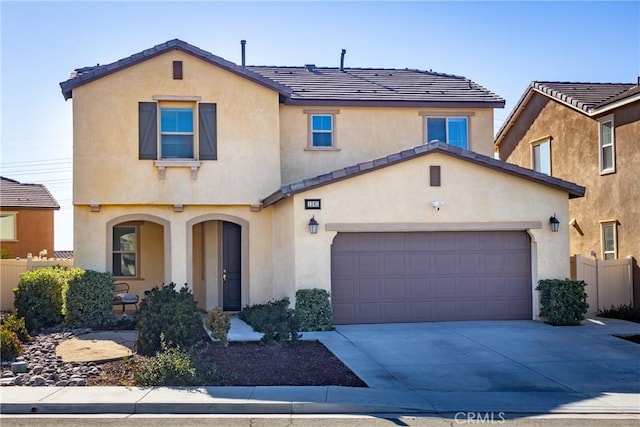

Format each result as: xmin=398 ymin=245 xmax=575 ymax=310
xmin=320 ymin=318 xmax=640 ymax=393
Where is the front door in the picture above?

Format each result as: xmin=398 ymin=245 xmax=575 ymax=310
xmin=222 ymin=221 xmax=241 ymax=311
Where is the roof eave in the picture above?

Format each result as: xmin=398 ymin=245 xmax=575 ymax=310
xmin=282 ymin=99 xmax=505 ymax=108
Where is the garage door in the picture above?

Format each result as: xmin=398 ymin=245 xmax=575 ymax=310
xmin=331 ymin=231 xmax=531 ymax=324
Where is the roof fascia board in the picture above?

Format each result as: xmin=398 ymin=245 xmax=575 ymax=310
xmin=283 ymin=99 xmax=505 ymax=108
xmin=593 ymin=93 xmax=640 ymax=115
xmin=494 ymin=87 xmax=535 ymax=147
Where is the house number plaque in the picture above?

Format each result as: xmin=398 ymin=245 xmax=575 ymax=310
xmin=305 ymin=199 xmax=321 ymax=210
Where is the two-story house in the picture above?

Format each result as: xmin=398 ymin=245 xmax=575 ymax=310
xmin=495 ymin=81 xmax=640 ymax=306
xmin=60 ymin=39 xmax=583 ymax=324
xmin=0 ymin=177 xmax=60 ymax=259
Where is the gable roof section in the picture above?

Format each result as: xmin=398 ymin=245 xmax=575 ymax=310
xmin=0 ymin=177 xmax=60 ymax=210
xmin=60 ymin=39 xmax=504 ymax=108
xmin=262 ymin=142 xmax=585 ymax=207
xmin=60 ymin=39 xmax=293 ymax=100
xmin=247 ymin=66 xmax=504 ymax=107
xmin=495 ymin=81 xmax=637 ymax=147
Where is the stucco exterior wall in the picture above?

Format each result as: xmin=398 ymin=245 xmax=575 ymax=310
xmin=0 ymin=209 xmax=55 ymax=259
xmin=279 ymin=105 xmax=495 ymax=184
xmin=71 ymin=50 xmax=281 ymax=207
xmin=282 ymin=153 xmax=570 ymax=315
xmin=499 ymin=96 xmax=640 ymax=302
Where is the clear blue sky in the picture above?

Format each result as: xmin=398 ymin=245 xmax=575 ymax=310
xmin=1 ymin=1 xmax=638 ymax=251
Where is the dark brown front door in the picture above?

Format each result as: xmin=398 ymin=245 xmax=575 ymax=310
xmin=222 ymin=221 xmax=241 ymax=311
xmin=331 ymin=231 xmax=532 ymax=324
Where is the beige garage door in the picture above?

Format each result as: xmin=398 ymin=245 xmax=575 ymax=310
xmin=331 ymin=231 xmax=532 ymax=324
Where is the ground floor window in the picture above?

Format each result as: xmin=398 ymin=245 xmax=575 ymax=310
xmin=0 ymin=212 xmax=17 ymax=241
xmin=601 ymin=221 xmax=618 ymax=260
xmin=113 ymin=225 xmax=139 ymax=277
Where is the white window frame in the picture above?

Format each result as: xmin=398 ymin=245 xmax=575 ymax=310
xmin=159 ymin=104 xmax=196 ymax=160
xmin=600 ymin=220 xmax=618 ymax=260
xmin=531 ymin=137 xmax=551 ymax=175
xmin=420 ymin=112 xmax=473 ymax=149
xmin=0 ymin=212 xmax=17 ymax=241
xmin=304 ymin=109 xmax=340 ymax=150
xmin=598 ymin=115 xmax=615 ymax=174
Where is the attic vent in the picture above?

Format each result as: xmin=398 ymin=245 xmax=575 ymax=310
xmin=304 ymin=64 xmax=316 ymax=71
xmin=429 ymin=166 xmax=441 ymax=187
xmin=173 ymin=61 xmax=183 ymax=80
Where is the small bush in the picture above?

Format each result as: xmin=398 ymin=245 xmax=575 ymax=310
xmin=536 ymin=279 xmax=589 ymax=326
xmin=598 ymin=304 xmax=640 ymax=324
xmin=14 ymin=267 xmax=68 ymax=332
xmin=135 ymin=283 xmax=203 ymax=356
xmin=63 ymin=270 xmax=115 ymax=328
xmin=133 ymin=338 xmax=221 ymax=386
xmin=295 ymin=288 xmax=333 ymax=331
xmin=0 ymin=328 xmax=23 ymax=361
xmin=204 ymin=307 xmax=231 ymax=347
xmin=0 ymin=248 xmax=11 ymax=259
xmin=0 ymin=312 xmax=31 ymax=343
xmin=239 ymin=297 xmax=301 ymax=346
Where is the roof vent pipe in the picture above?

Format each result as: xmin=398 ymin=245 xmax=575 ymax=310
xmin=241 ymin=40 xmax=246 ymax=67
xmin=340 ymin=49 xmax=346 ymax=71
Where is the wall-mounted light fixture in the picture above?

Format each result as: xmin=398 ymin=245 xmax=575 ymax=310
xmin=549 ymin=214 xmax=560 ymax=232
xmin=308 ymin=216 xmax=319 ymax=234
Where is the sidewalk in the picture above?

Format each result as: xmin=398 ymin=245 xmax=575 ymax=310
xmin=1 ymin=317 xmax=639 ymax=416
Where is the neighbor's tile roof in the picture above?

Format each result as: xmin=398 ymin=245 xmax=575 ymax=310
xmin=261 ymin=142 xmax=585 ymax=206
xmin=60 ymin=39 xmax=504 ymax=107
xmin=530 ymin=82 xmax=636 ymax=113
xmin=53 ymin=250 xmax=74 ymax=259
xmin=0 ymin=177 xmax=60 ymax=209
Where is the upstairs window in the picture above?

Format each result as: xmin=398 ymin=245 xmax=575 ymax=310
xmin=0 ymin=212 xmax=17 ymax=241
xmin=426 ymin=117 xmax=468 ymax=149
xmin=113 ymin=225 xmax=138 ymax=278
xmin=532 ymin=138 xmax=551 ymax=175
xmin=311 ymin=114 xmax=334 ymax=148
xmin=599 ymin=116 xmax=615 ymax=174
xmin=160 ymin=107 xmax=194 ymax=158
xmin=601 ymin=221 xmax=618 ymax=260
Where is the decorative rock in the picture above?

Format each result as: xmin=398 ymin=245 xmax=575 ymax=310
xmin=2 ymin=371 xmax=15 ymax=378
xmin=55 ymin=380 xmax=69 ymax=386
xmin=31 ymin=365 xmax=44 ymax=375
xmin=0 ymin=377 xmax=15 ymax=386
xmin=11 ymin=361 xmax=28 ymax=374
xmin=30 ymin=375 xmax=46 ymax=386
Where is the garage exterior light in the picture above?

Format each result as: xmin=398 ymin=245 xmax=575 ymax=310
xmin=549 ymin=214 xmax=560 ymax=232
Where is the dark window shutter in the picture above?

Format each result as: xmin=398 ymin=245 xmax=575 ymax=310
xmin=430 ymin=165 xmax=441 ymax=186
xmin=139 ymin=102 xmax=158 ymax=160
xmin=199 ymin=103 xmax=217 ymax=160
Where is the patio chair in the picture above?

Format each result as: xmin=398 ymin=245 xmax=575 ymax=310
xmin=113 ymin=282 xmax=139 ymax=314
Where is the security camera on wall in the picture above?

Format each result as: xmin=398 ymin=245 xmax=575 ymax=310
xmin=431 ymin=200 xmax=444 ymax=211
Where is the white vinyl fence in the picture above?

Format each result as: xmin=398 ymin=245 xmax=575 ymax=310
xmin=0 ymin=256 xmax=74 ymax=312
xmin=570 ymin=254 xmax=634 ymax=317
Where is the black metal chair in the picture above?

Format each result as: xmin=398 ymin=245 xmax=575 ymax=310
xmin=113 ymin=282 xmax=139 ymax=314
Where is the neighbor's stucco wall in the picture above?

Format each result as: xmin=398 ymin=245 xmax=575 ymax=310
xmin=71 ymin=50 xmax=281 ymax=207
xmin=499 ymin=96 xmax=640 ymax=302
xmin=279 ymin=105 xmax=495 ymax=184
xmin=0 ymin=209 xmax=55 ymax=259
xmin=282 ymin=153 xmax=570 ymax=310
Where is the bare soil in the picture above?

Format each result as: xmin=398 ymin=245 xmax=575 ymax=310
xmin=86 ymin=340 xmax=367 ymax=387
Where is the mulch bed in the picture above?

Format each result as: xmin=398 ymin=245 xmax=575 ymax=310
xmin=86 ymin=340 xmax=367 ymax=387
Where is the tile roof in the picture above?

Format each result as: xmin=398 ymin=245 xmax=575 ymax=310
xmin=261 ymin=142 xmax=585 ymax=207
xmin=247 ymin=66 xmax=504 ymax=107
xmin=53 ymin=250 xmax=74 ymax=259
xmin=530 ymin=82 xmax=636 ymax=113
xmin=495 ymin=81 xmax=637 ymax=145
xmin=0 ymin=177 xmax=60 ymax=209
xmin=60 ymin=39 xmax=504 ymax=107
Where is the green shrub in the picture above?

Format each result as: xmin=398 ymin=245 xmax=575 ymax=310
xmin=239 ymin=297 xmax=301 ymax=346
xmin=536 ymin=279 xmax=589 ymax=326
xmin=0 ymin=312 xmax=31 ymax=343
xmin=135 ymin=283 xmax=203 ymax=356
xmin=295 ymin=288 xmax=333 ymax=331
xmin=598 ymin=304 xmax=640 ymax=324
xmin=0 ymin=328 xmax=23 ymax=361
xmin=204 ymin=307 xmax=231 ymax=347
xmin=0 ymin=248 xmax=11 ymax=259
xmin=13 ymin=267 xmax=68 ymax=332
xmin=63 ymin=270 xmax=115 ymax=328
xmin=133 ymin=338 xmax=221 ymax=386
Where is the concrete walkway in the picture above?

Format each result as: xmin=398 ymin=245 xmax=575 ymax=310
xmin=1 ymin=317 xmax=639 ymax=416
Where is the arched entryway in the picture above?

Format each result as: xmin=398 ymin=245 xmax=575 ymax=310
xmin=187 ymin=215 xmax=248 ymax=312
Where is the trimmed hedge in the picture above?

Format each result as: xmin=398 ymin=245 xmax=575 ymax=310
xmin=295 ymin=288 xmax=333 ymax=331
xmin=239 ymin=297 xmax=301 ymax=346
xmin=135 ymin=283 xmax=203 ymax=356
xmin=204 ymin=307 xmax=231 ymax=347
xmin=64 ymin=270 xmax=115 ymax=328
xmin=536 ymin=278 xmax=589 ymax=326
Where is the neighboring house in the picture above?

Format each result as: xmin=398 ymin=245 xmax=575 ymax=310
xmin=0 ymin=177 xmax=60 ymax=259
xmin=59 ymin=39 xmax=584 ymax=324
xmin=495 ymin=81 xmax=640 ymax=305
